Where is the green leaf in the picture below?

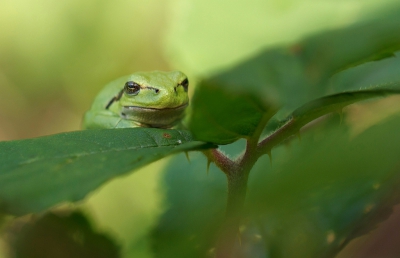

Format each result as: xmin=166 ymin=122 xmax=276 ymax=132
xmin=245 ymin=115 xmax=400 ymax=257
xmin=188 ymin=79 xmax=278 ymax=144
xmin=331 ymin=53 xmax=400 ymax=92
xmin=0 ymin=128 xmax=212 ymax=215
xmin=259 ymin=84 xmax=400 ymax=154
xmin=292 ymin=84 xmax=400 ymax=128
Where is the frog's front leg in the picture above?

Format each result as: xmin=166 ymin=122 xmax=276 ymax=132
xmin=83 ymin=110 xmax=139 ymax=129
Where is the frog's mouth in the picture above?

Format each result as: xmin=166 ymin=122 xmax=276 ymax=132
xmin=120 ymin=103 xmax=188 ymax=128
xmin=122 ymin=103 xmax=188 ymax=112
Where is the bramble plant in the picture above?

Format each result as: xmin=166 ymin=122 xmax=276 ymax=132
xmin=3 ymin=12 xmax=400 ymax=258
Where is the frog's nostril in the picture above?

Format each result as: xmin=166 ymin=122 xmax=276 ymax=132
xmin=174 ymin=87 xmax=177 ymax=93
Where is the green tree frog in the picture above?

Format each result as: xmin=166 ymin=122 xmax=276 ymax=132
xmin=83 ymin=71 xmax=189 ymax=129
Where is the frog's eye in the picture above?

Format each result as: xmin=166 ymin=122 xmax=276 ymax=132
xmin=179 ymin=78 xmax=189 ymax=92
xmin=124 ymin=81 xmax=140 ymax=95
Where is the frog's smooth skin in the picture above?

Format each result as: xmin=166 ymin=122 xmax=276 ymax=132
xmin=83 ymin=71 xmax=189 ymax=129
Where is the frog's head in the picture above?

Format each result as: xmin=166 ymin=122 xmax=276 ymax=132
xmin=119 ymin=70 xmax=189 ymax=109
xmin=109 ymin=71 xmax=189 ymax=128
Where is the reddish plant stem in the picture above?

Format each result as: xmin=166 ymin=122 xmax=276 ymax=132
xmin=205 ymin=142 xmax=258 ymax=257
xmin=205 ymin=149 xmax=237 ymax=175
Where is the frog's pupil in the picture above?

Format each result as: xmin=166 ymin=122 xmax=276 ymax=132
xmin=125 ymin=81 xmax=140 ymax=95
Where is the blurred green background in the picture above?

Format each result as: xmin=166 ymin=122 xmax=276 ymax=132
xmin=1 ymin=0 xmax=400 ymax=257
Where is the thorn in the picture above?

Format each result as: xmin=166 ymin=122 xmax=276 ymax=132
xmin=338 ymin=109 xmax=344 ymax=125
xmin=267 ymin=151 xmax=272 ymax=166
xmin=184 ymin=151 xmax=190 ymax=163
xmin=296 ymin=131 xmax=301 ymax=142
xmin=206 ymin=158 xmax=212 ymax=175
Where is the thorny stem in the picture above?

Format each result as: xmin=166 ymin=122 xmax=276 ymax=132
xmin=204 ymin=143 xmax=261 ymax=257
xmin=207 ymin=90 xmax=392 ymax=256
xmin=257 ymin=117 xmax=297 ymax=157
xmin=204 ymin=147 xmax=252 ymax=258
xmin=206 ymin=116 xmax=302 ymax=257
xmin=204 ymin=149 xmax=237 ymax=174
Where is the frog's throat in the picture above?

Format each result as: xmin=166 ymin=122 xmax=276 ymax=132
xmin=120 ymin=103 xmax=188 ymax=128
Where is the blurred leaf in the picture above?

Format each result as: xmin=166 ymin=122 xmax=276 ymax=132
xmin=0 ymin=128 xmax=212 ymax=215
xmin=166 ymin=0 xmax=400 ymax=75
xmin=151 ymin=152 xmax=227 ymax=258
xmin=244 ymin=114 xmax=400 ymax=258
xmin=8 ymin=210 xmax=120 ymax=258
xmin=297 ymin=16 xmax=400 ymax=84
xmin=188 ymin=14 xmax=400 ymax=144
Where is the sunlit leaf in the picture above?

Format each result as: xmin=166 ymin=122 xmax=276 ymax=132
xmin=166 ymin=0 xmax=400 ymax=74
xmin=297 ymin=16 xmax=400 ymax=83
